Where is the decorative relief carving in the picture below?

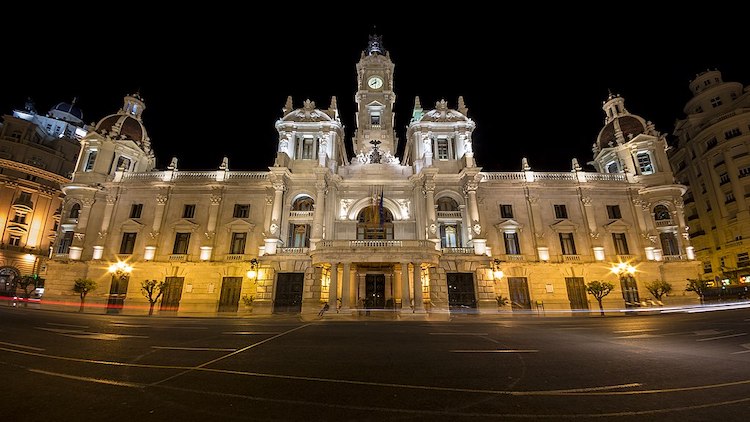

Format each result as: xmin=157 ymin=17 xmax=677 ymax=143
xmin=156 ymin=194 xmax=168 ymax=205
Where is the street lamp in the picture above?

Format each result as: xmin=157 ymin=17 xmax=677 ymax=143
xmin=108 ymin=261 xmax=133 ymax=280
xmin=246 ymin=258 xmax=259 ymax=280
xmin=491 ymin=258 xmax=504 ymax=280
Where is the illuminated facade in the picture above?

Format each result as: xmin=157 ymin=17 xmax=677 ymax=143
xmin=43 ymin=37 xmax=700 ymax=316
xmin=672 ymin=70 xmax=750 ymax=284
xmin=0 ymin=99 xmax=86 ymax=297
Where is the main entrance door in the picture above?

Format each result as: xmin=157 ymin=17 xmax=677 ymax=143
xmin=620 ymin=275 xmax=640 ymax=308
xmin=160 ymin=277 xmax=184 ymax=312
xmin=106 ymin=276 xmax=129 ymax=314
xmin=274 ymin=273 xmax=303 ymax=313
xmin=218 ymin=277 xmax=242 ymax=312
xmin=565 ymin=277 xmax=589 ymax=311
xmin=508 ymin=277 xmax=532 ymax=311
xmin=365 ymin=274 xmax=386 ymax=308
xmin=447 ymin=273 xmax=476 ymax=310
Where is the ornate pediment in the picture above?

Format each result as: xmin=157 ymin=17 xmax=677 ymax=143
xmin=169 ymin=219 xmax=199 ymax=232
xmin=550 ymin=219 xmax=579 ymax=232
xmin=602 ymin=219 xmax=630 ymax=232
xmin=281 ymin=99 xmax=334 ymax=123
xmin=419 ymin=100 xmax=470 ymax=123
xmin=119 ymin=218 xmax=145 ymax=233
xmin=495 ymin=219 xmax=524 ymax=233
xmin=224 ymin=219 xmax=256 ymax=233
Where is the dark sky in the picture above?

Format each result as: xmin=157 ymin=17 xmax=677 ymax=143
xmin=3 ymin=17 xmax=748 ymax=172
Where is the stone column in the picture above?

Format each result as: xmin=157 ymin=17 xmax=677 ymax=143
xmin=424 ymin=178 xmax=438 ymax=243
xmin=400 ymin=262 xmax=411 ymax=311
xmin=328 ymin=262 xmax=339 ymax=308
xmin=311 ymin=178 xmax=326 ymax=245
xmin=340 ymin=262 xmax=351 ymax=311
xmin=265 ymin=179 xmax=285 ymax=255
xmin=412 ymin=262 xmax=424 ymax=312
xmin=151 ymin=191 xmax=169 ymax=244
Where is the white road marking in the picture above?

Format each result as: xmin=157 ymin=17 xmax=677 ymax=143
xmin=37 ymin=327 xmax=148 ymax=340
xmin=47 ymin=322 xmax=88 ymax=329
xmin=693 ymin=329 xmax=727 ymax=336
xmin=615 ymin=334 xmax=661 ymax=339
xmin=222 ymin=331 xmax=279 ymax=335
xmin=151 ymin=346 xmax=236 ymax=352
xmin=110 ymin=322 xmax=149 ymax=328
xmin=29 ymin=369 xmax=144 ymax=388
xmin=697 ymin=333 xmax=748 ymax=342
xmin=0 ymin=341 xmax=44 ymax=351
xmin=429 ymin=333 xmax=488 ymax=336
xmin=450 ymin=349 xmax=538 ymax=353
xmin=731 ymin=343 xmax=750 ymax=354
xmin=613 ymin=329 xmax=658 ymax=333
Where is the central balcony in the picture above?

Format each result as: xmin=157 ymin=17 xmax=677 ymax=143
xmin=311 ymin=239 xmax=440 ymax=265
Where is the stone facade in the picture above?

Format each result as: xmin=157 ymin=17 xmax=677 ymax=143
xmin=44 ymin=36 xmax=700 ymax=316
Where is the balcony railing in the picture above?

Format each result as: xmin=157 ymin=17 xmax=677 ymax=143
xmin=616 ymin=254 xmax=636 ymax=262
xmin=562 ymin=254 xmax=581 ymax=262
xmin=655 ymin=219 xmax=675 ymax=227
xmin=442 ymin=247 xmax=474 ymax=254
xmin=662 ymin=255 xmax=683 ymax=261
xmin=318 ymin=240 xmax=435 ymax=249
xmin=289 ymin=211 xmax=314 ymax=218
xmin=496 ymin=254 xmax=527 ymax=262
xmin=169 ymin=254 xmax=188 ymax=262
xmin=224 ymin=254 xmax=248 ymax=261
xmin=278 ymin=247 xmax=309 ymax=254
xmin=436 ymin=211 xmax=462 ymax=219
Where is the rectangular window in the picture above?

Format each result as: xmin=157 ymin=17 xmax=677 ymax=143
xmin=173 ymin=232 xmax=191 ymax=254
xmin=230 ymin=232 xmax=246 ymax=255
xmin=288 ymin=224 xmax=310 ymax=248
xmin=554 ymin=204 xmax=568 ymax=219
xmin=299 ymin=137 xmax=317 ymax=160
xmin=710 ymin=96 xmax=723 ymax=108
xmin=636 ymin=152 xmax=653 ymax=174
xmin=84 ymin=151 xmax=97 ymax=171
xmin=737 ymin=252 xmax=750 ymax=268
xmin=504 ymin=232 xmax=521 ymax=255
xmin=57 ymin=231 xmax=73 ymax=254
xmin=559 ymin=232 xmax=577 ymax=255
xmin=703 ymin=261 xmax=713 ymax=274
xmin=606 ymin=205 xmax=622 ymax=219
xmin=500 ymin=204 xmax=514 ymax=219
xmin=183 ymin=204 xmax=196 ymax=219
xmin=370 ymin=114 xmax=380 ymax=125
xmin=11 ymin=211 xmax=26 ymax=224
xmin=130 ymin=203 xmax=143 ymax=219
xmin=440 ymin=224 xmax=460 ymax=248
xmin=436 ymin=138 xmax=450 ymax=160
xmin=120 ymin=232 xmax=137 ymax=254
xmin=9 ymin=235 xmax=21 ymax=246
xmin=612 ymin=233 xmax=629 ymax=255
xmin=233 ymin=204 xmax=250 ymax=218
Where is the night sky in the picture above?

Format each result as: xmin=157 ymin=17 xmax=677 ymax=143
xmin=3 ymin=18 xmax=748 ymax=173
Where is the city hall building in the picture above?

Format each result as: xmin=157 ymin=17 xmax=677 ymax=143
xmin=43 ymin=37 xmax=700 ymax=316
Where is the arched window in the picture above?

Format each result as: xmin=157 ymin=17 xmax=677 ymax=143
xmin=69 ymin=203 xmax=81 ymax=219
xmin=636 ymin=152 xmax=654 ymax=174
xmin=357 ymin=206 xmax=394 ymax=239
xmin=291 ymin=196 xmax=314 ymax=211
xmin=653 ymin=205 xmax=670 ymax=221
xmin=436 ymin=197 xmax=459 ymax=211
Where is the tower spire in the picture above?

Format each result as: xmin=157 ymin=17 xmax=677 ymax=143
xmin=366 ymin=32 xmax=384 ymax=56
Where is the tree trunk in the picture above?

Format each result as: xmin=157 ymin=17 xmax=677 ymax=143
xmin=597 ymin=299 xmax=605 ymax=316
xmin=79 ymin=297 xmax=85 ymax=312
xmin=148 ymin=302 xmax=155 ymax=316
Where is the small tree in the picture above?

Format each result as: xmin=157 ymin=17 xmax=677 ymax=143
xmin=495 ymin=295 xmax=509 ymax=308
xmin=644 ymin=280 xmax=672 ymax=302
xmin=15 ymin=275 xmax=42 ymax=307
xmin=73 ymin=278 xmax=97 ymax=312
xmin=686 ymin=278 xmax=711 ymax=304
xmin=586 ymin=280 xmax=615 ymax=316
xmin=141 ymin=279 xmax=165 ymax=316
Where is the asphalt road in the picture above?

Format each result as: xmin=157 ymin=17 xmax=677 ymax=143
xmin=2 ymin=305 xmax=750 ymax=421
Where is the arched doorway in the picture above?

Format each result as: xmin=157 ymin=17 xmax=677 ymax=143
xmin=356 ymin=206 xmax=394 ymax=239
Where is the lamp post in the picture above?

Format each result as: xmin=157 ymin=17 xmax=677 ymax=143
xmin=246 ymin=258 xmax=259 ymax=281
xmin=491 ymin=258 xmax=504 ymax=280
xmin=611 ymin=262 xmax=639 ymax=308
xmin=107 ymin=261 xmax=133 ymax=313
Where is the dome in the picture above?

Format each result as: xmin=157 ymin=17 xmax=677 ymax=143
xmin=49 ymin=102 xmax=83 ymax=121
xmin=95 ymin=114 xmax=147 ymax=144
xmin=596 ymin=115 xmax=646 ymax=149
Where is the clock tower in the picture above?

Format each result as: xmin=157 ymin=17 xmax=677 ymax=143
xmin=353 ymin=34 xmax=398 ymax=161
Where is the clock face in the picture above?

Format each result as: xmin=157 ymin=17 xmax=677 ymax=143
xmin=367 ymin=76 xmax=384 ymax=89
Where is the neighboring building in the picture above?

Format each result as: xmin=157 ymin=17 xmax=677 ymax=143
xmin=672 ymin=70 xmax=750 ymax=285
xmin=0 ymin=99 xmax=86 ymax=298
xmin=44 ymin=36 xmax=699 ymax=316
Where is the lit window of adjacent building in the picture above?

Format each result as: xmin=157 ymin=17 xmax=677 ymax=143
xmin=612 ymin=233 xmax=629 ymax=255
xmin=737 ymin=252 xmax=750 ymax=268
xmin=504 ymin=232 xmax=521 ymax=255
xmin=606 ymin=205 xmax=621 ymax=219
xmin=230 ymin=232 xmax=246 ymax=254
xmin=703 ymin=261 xmax=713 ymax=273
xmin=9 ymin=235 xmax=21 ymax=246
xmin=120 ymin=232 xmax=137 ymax=254
xmin=84 ymin=151 xmax=97 ymax=171
xmin=500 ymin=204 xmax=513 ymax=219
xmin=173 ymin=232 xmax=191 ymax=254
xmin=554 ymin=204 xmax=568 ymax=219
xmin=183 ymin=204 xmax=196 ymax=219
xmin=636 ymin=152 xmax=654 ymax=174
xmin=725 ymin=128 xmax=742 ymax=140
xmin=440 ymin=224 xmax=460 ymax=248
xmin=559 ymin=233 xmax=577 ymax=255
xmin=233 ymin=204 xmax=250 ymax=218
xmin=130 ymin=204 xmax=143 ymax=219
xmin=288 ymin=224 xmax=310 ymax=248
xmin=710 ymin=96 xmax=722 ymax=108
